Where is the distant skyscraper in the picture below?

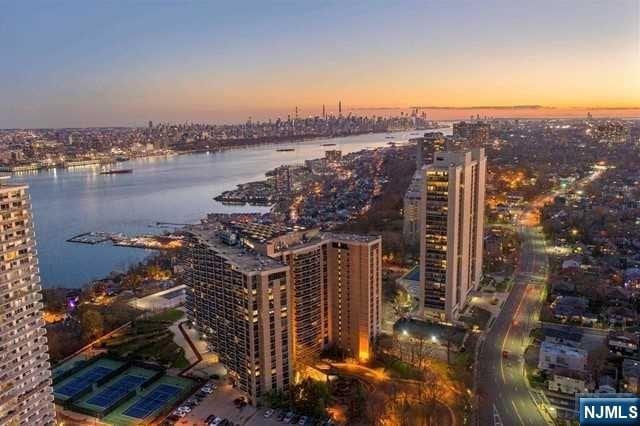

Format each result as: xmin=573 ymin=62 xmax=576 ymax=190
xmin=148 ymin=120 xmax=153 ymax=130
xmin=412 ymin=132 xmax=446 ymax=170
xmin=325 ymin=150 xmax=342 ymax=163
xmin=452 ymin=121 xmax=491 ymax=147
xmin=418 ymin=148 xmax=486 ymax=321
xmin=0 ymin=178 xmax=55 ymax=424
xmin=274 ymin=165 xmax=292 ymax=194
xmin=338 ymin=100 xmax=342 ymax=117
xmin=322 ymin=104 xmax=326 ymax=119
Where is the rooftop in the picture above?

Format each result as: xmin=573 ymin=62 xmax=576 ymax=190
xmin=229 ymin=221 xmax=296 ymax=242
xmin=187 ymin=224 xmax=287 ymax=272
xmin=322 ymin=232 xmax=381 ymax=244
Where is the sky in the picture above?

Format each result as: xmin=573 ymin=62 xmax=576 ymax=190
xmin=1 ymin=0 xmax=639 ymax=128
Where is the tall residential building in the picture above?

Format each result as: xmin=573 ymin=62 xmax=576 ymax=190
xmin=274 ymin=165 xmax=292 ymax=194
xmin=225 ymin=222 xmax=382 ymax=363
xmin=184 ymin=225 xmax=292 ymax=405
xmin=0 ymin=179 xmax=55 ymax=425
xmin=418 ymin=148 xmax=486 ymax=322
xmin=452 ymin=121 xmax=491 ymax=147
xmin=184 ymin=221 xmax=381 ymax=402
xmin=402 ymin=171 xmax=422 ymax=245
xmin=325 ymin=150 xmax=342 ymax=163
xmin=411 ymin=132 xmax=446 ymax=170
xmin=325 ymin=233 xmax=381 ymax=362
xmin=403 ymin=132 xmax=446 ymax=245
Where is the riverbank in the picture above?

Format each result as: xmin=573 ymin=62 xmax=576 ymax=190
xmin=12 ymin=129 xmax=442 ymax=288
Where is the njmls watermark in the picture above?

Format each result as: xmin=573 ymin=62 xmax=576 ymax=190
xmin=578 ymin=394 xmax=640 ymax=425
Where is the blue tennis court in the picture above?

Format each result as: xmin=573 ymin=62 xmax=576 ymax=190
xmin=55 ymin=366 xmax=114 ymax=398
xmin=86 ymin=374 xmax=147 ymax=408
xmin=123 ymin=384 xmax=181 ymax=419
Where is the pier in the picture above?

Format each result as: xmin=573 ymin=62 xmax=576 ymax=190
xmin=67 ymin=232 xmax=183 ymax=250
xmin=67 ymin=232 xmax=112 ymax=244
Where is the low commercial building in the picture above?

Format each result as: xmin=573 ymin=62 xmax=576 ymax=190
xmin=538 ymin=341 xmax=588 ymax=372
xmin=548 ymin=369 xmax=592 ymax=395
xmin=608 ymin=331 xmax=639 ymax=356
xmin=622 ymin=358 xmax=640 ymax=393
xmin=128 ymin=285 xmax=187 ymax=312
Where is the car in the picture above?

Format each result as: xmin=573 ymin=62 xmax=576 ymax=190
xmin=283 ymin=412 xmax=294 ymax=423
xmin=291 ymin=415 xmax=300 ymax=424
xmin=277 ymin=410 xmax=287 ymax=421
xmin=298 ymin=416 xmax=308 ymax=425
xmin=178 ymin=406 xmax=192 ymax=413
xmin=205 ymin=415 xmax=216 ymax=423
xmin=209 ymin=417 xmax=223 ymax=426
xmin=264 ymin=409 xmax=274 ymax=418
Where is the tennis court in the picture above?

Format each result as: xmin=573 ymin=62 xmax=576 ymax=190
xmin=86 ymin=374 xmax=146 ymax=408
xmin=123 ymin=384 xmax=181 ymax=419
xmin=54 ymin=358 xmax=124 ymax=401
xmin=105 ymin=376 xmax=196 ymax=425
xmin=73 ymin=366 xmax=158 ymax=415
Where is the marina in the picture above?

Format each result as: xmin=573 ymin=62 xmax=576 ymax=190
xmin=68 ymin=232 xmax=183 ymax=250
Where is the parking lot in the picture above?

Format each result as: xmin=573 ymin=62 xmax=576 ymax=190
xmin=165 ymin=380 xmax=334 ymax=426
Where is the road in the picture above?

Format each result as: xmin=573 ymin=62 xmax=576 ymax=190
xmin=476 ymin=214 xmax=550 ymax=425
xmin=476 ymin=166 xmax=604 ymax=425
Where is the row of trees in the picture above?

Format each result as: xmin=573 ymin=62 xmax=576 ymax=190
xmin=261 ymin=378 xmax=331 ymax=419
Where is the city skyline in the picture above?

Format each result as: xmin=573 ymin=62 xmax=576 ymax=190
xmin=2 ymin=0 xmax=639 ymax=128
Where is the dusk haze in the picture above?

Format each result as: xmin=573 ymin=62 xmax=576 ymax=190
xmin=1 ymin=0 xmax=639 ymax=128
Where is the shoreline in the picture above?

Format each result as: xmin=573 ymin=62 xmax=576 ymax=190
xmin=2 ymin=128 xmax=419 ymax=174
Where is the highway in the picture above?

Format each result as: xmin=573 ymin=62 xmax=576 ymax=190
xmin=476 ymin=211 xmax=550 ymax=425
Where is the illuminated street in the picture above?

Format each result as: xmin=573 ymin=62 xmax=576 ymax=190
xmin=477 ymin=167 xmax=604 ymax=425
xmin=476 ymin=211 xmax=550 ymax=425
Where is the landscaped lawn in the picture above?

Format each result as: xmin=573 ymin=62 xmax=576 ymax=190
xmin=100 ymin=309 xmax=189 ymax=368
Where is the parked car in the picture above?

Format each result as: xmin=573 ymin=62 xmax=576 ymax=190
xmin=264 ymin=409 xmax=274 ymax=418
xmin=298 ymin=415 xmax=308 ymax=425
xmin=283 ymin=412 xmax=294 ymax=423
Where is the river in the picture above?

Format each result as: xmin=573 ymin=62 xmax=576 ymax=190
xmin=10 ymin=129 xmax=450 ymax=288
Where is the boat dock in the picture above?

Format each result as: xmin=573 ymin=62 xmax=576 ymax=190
xmin=67 ymin=232 xmax=112 ymax=244
xmin=67 ymin=231 xmax=183 ymax=250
